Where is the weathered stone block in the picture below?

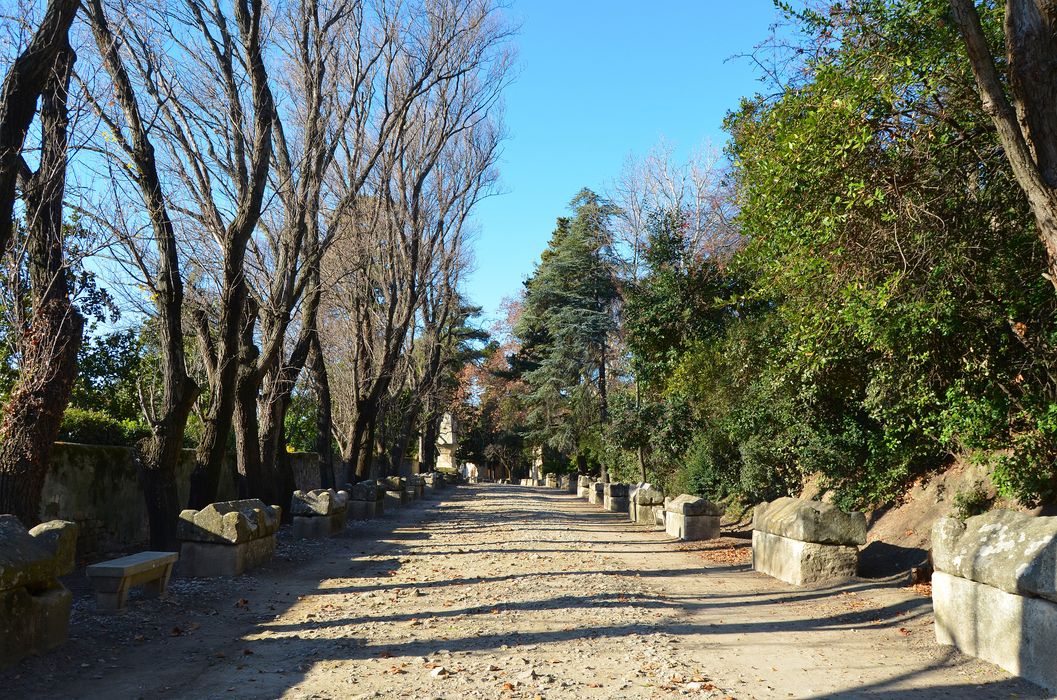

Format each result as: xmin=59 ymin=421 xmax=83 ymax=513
xmin=664 ymin=495 xmax=721 ymax=540
xmin=753 ymin=497 xmax=866 ymax=546
xmin=291 ymin=488 xmax=348 ymax=517
xmin=631 ymin=485 xmax=664 ymax=525
xmin=292 ymin=511 xmax=345 ymax=538
xmin=577 ymin=475 xmax=591 ymax=499
xmin=176 ymin=499 xmax=280 ymax=545
xmin=934 ymin=570 xmax=1057 ymax=692
xmin=933 ymin=510 xmax=1057 ymax=602
xmin=178 ymin=535 xmax=276 ymax=577
xmin=544 ymin=474 xmax=558 ymax=488
xmin=588 ymin=482 xmax=604 ymax=505
xmin=0 ymin=517 xmax=78 ymax=667
xmin=751 ymin=529 xmax=858 ymax=586
xmin=603 ymin=484 xmax=629 ymax=513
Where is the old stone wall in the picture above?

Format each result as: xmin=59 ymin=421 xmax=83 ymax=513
xmin=39 ymin=443 xmax=320 ymax=555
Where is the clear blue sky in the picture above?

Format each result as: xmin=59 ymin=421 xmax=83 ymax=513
xmin=466 ymin=0 xmax=781 ymax=323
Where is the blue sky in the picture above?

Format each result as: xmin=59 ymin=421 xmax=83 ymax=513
xmin=465 ymin=0 xmax=782 ymax=322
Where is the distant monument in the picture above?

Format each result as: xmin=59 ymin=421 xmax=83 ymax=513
xmin=436 ymin=412 xmax=456 ymax=472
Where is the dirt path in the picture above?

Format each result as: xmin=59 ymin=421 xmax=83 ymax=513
xmin=3 ymin=484 xmax=1051 ymax=699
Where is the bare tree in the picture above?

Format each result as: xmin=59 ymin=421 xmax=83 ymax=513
xmin=950 ymin=0 xmax=1057 ymax=291
xmin=0 ymin=0 xmax=79 ymax=258
xmin=0 ymin=23 xmax=83 ymax=525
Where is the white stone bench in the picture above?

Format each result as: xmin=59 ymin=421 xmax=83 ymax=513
xmin=86 ymin=551 xmax=178 ymax=611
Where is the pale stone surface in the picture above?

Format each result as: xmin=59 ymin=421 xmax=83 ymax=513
xmin=665 ymin=494 xmax=722 ymax=517
xmin=751 ymin=529 xmax=858 ymax=586
xmin=753 ymin=497 xmax=866 ymax=546
xmin=665 ymin=511 xmax=720 ymax=541
xmin=933 ymin=510 xmax=1057 ymax=602
xmin=934 ymin=571 xmax=1057 ymax=692
xmin=577 ymin=475 xmax=591 ymax=499
xmin=588 ymin=482 xmax=604 ymax=505
xmin=631 ymin=485 xmax=665 ymax=525
xmin=291 ymin=489 xmax=349 ymax=517
xmin=178 ymin=535 xmax=277 ymax=577
xmin=176 ymin=500 xmax=281 ymax=545
xmin=603 ymin=483 xmax=629 ymax=513
xmin=0 ymin=517 xmax=78 ymax=667
xmin=545 ymin=474 xmax=558 ymax=488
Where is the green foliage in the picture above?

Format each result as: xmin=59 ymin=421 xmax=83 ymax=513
xmin=952 ymin=482 xmax=994 ymax=521
xmin=57 ymin=407 xmax=150 ymax=446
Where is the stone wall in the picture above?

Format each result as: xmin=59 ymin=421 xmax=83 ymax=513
xmin=39 ymin=443 xmax=320 ymax=555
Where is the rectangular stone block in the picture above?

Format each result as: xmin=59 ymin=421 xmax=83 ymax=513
xmin=588 ymin=482 xmax=604 ymax=505
xmin=604 ymin=495 xmax=629 ymax=513
xmin=934 ymin=571 xmax=1057 ymax=693
xmin=751 ymin=529 xmax=857 ymax=586
xmin=292 ymin=511 xmax=345 ymax=539
xmin=666 ymin=512 xmax=720 ymax=541
xmin=634 ymin=503 xmax=663 ymax=526
xmin=178 ymin=534 xmax=276 ymax=577
xmin=384 ymin=490 xmax=406 ymax=511
xmin=0 ymin=584 xmax=72 ymax=667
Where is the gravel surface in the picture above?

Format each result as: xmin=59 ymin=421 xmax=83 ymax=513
xmin=2 ymin=483 xmax=1050 ymax=699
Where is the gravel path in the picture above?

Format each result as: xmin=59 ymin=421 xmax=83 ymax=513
xmin=2 ymin=483 xmax=1051 ymax=699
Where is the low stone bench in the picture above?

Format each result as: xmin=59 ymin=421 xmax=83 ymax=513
xmin=751 ymin=497 xmax=865 ymax=586
xmin=0 ymin=517 xmax=78 ymax=667
xmin=291 ymin=488 xmax=349 ymax=538
xmin=347 ymin=480 xmax=381 ymax=520
xmin=933 ymin=510 xmax=1057 ymax=692
xmin=603 ymin=483 xmax=629 ymax=513
xmin=665 ymin=495 xmax=721 ymax=540
xmin=631 ymin=484 xmax=665 ymax=526
xmin=86 ymin=551 xmax=178 ymax=611
xmin=588 ymin=481 xmax=604 ymax=505
xmin=177 ymin=499 xmax=281 ymax=577
xmin=576 ymin=475 xmax=591 ymax=499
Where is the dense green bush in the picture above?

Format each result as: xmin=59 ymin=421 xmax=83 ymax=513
xmin=57 ymin=408 xmax=150 ymax=446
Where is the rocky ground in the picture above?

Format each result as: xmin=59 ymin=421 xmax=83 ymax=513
xmin=2 ymin=484 xmax=1051 ymax=699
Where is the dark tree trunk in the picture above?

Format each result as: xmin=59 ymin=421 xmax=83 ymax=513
xmin=0 ymin=0 xmax=79 ymax=256
xmin=0 ymin=43 xmax=83 ymax=525
xmin=310 ymin=335 xmax=335 ymax=488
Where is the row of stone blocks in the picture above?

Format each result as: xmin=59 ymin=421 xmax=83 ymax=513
xmin=571 ymin=477 xmax=723 ymax=541
xmin=1 ymin=472 xmax=452 ymax=668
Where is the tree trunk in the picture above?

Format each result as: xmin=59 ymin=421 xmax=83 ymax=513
xmin=310 ymin=335 xmax=335 ymax=488
xmin=0 ymin=42 xmax=83 ymax=526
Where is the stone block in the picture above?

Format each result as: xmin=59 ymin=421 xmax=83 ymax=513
xmin=753 ymin=497 xmax=866 ymax=546
xmin=176 ymin=499 xmax=281 ymax=545
xmin=0 ymin=517 xmax=78 ymax=667
xmin=934 ymin=570 xmax=1057 ymax=692
xmin=631 ymin=485 xmax=664 ymax=525
xmin=577 ymin=476 xmax=591 ymax=499
xmin=933 ymin=510 xmax=1057 ymax=602
xmin=384 ymin=490 xmax=407 ymax=511
xmin=588 ymin=482 xmax=604 ymax=505
xmin=178 ymin=535 xmax=276 ymax=577
xmin=291 ymin=488 xmax=348 ymax=517
xmin=751 ymin=529 xmax=858 ymax=586
xmin=665 ymin=511 xmax=720 ymax=541
xmin=544 ymin=474 xmax=558 ymax=488
xmin=603 ymin=484 xmax=629 ymax=513
xmin=292 ymin=511 xmax=345 ymax=538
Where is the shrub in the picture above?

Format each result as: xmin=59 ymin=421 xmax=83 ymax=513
xmin=58 ymin=407 xmax=150 ymax=446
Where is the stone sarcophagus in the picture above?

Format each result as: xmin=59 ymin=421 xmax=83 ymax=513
xmin=576 ymin=475 xmax=591 ymax=499
xmin=0 ymin=517 xmax=78 ymax=667
xmin=751 ymin=497 xmax=865 ymax=586
xmin=631 ymin=484 xmax=665 ymax=526
xmin=665 ymin=495 xmax=721 ymax=540
xmin=177 ymin=499 xmax=281 ymax=577
xmin=932 ymin=510 xmax=1057 ymax=692
xmin=544 ymin=474 xmax=558 ymax=489
xmin=347 ymin=480 xmax=384 ymax=520
xmin=382 ymin=477 xmax=407 ymax=508
xmin=603 ymin=483 xmax=629 ymax=513
xmin=588 ymin=481 xmax=604 ymax=505
xmin=291 ymin=489 xmax=348 ymax=538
